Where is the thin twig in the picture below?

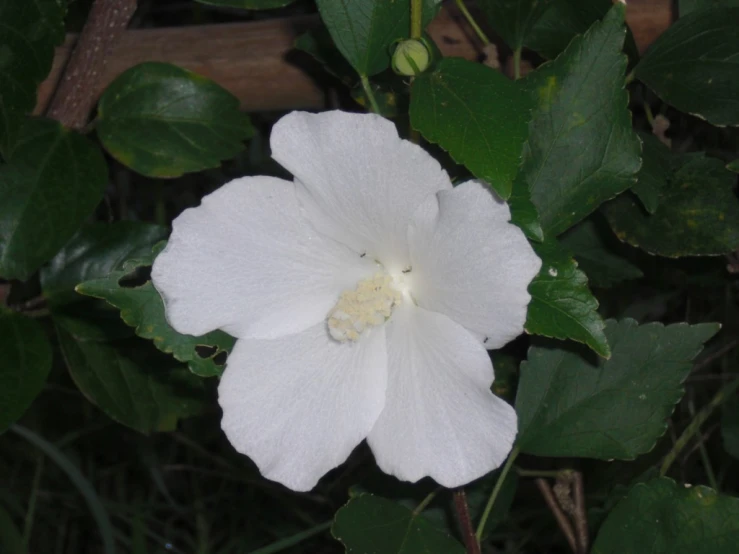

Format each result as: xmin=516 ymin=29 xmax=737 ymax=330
xmin=688 ymin=374 xmax=739 ymax=382
xmin=661 ymin=376 xmax=739 ymax=476
xmin=46 ymin=0 xmax=138 ymax=129
xmin=454 ymin=0 xmax=491 ymax=45
xmin=512 ymin=48 xmax=522 ymax=80
xmin=413 ymin=487 xmax=441 ymax=515
xmin=682 ymin=423 xmax=720 ymax=465
xmin=534 ymin=478 xmax=577 ymax=554
xmin=687 ymin=393 xmax=719 ymax=490
xmin=571 ymin=472 xmax=589 ymax=554
xmin=454 ymin=489 xmax=481 ymax=554
xmin=7 ymin=295 xmax=50 ymax=318
xmin=692 ymin=339 xmax=739 ymax=374
xmin=18 ymin=296 xmax=48 ymax=311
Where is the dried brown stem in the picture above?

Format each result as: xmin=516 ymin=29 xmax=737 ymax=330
xmin=46 ymin=0 xmax=138 ymax=129
xmin=535 ymin=478 xmax=577 ymax=554
xmin=453 ymin=489 xmax=481 ymax=554
xmin=571 ymin=472 xmax=589 ymax=554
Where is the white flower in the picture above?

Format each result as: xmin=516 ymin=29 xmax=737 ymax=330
xmin=151 ymin=111 xmax=541 ymax=492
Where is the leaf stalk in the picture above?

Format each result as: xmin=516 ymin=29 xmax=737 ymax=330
xmin=475 ymin=446 xmax=519 ymax=542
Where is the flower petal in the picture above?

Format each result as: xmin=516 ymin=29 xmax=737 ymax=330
xmin=219 ymin=323 xmax=387 ymax=492
xmin=270 ymin=111 xmax=452 ymax=272
xmin=407 ymin=180 xmax=541 ymax=349
xmin=367 ymin=303 xmax=517 ymax=488
xmin=152 ymin=176 xmax=375 ymax=339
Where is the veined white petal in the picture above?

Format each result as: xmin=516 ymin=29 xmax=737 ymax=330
xmin=407 ymin=180 xmax=541 ymax=349
xmin=367 ymin=303 xmax=517 ymax=488
xmin=152 ymin=176 xmax=376 ymax=340
xmin=219 ymin=323 xmax=387 ymax=492
xmin=270 ymin=111 xmax=452 ymax=273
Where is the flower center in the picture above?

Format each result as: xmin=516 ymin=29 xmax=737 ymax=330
xmin=327 ymin=273 xmax=402 ymax=342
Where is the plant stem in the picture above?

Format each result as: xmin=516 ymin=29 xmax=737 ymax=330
xmin=475 ymin=446 xmax=519 ymax=541
xmin=10 ymin=424 xmax=116 ymax=554
xmin=513 ymin=48 xmax=522 ymax=80
xmin=411 ymin=0 xmax=423 ymax=39
xmin=693 ymin=339 xmax=739 ymax=373
xmin=454 ymin=490 xmax=481 ymax=554
xmin=360 ymin=74 xmax=382 ymax=115
xmin=455 ymin=0 xmax=491 ymax=45
xmin=643 ymin=101 xmax=655 ymax=126
xmin=413 ymin=487 xmax=441 ymax=515
xmin=46 ymin=0 xmax=137 ymax=129
xmin=535 ymin=478 xmax=577 ymax=553
xmin=661 ymin=376 xmax=739 ymax=477
xmin=688 ymin=395 xmax=719 ymax=490
xmin=571 ymin=471 xmax=589 ymax=554
xmin=624 ymin=70 xmax=636 ymax=85
xmin=22 ymin=455 xmax=44 ymax=551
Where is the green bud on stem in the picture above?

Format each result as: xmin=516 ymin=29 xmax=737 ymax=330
xmin=391 ymin=39 xmax=431 ymax=77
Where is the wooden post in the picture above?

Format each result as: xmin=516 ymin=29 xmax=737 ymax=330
xmin=36 ymin=0 xmax=672 ymax=114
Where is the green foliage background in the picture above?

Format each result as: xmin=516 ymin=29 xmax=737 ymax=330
xmin=2 ymin=0 xmax=739 ymax=553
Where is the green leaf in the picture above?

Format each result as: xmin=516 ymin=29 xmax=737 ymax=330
xmin=51 ymin=300 xmax=136 ymax=342
xmin=634 ymin=8 xmax=739 ymax=126
xmin=41 ymin=222 xmax=168 ymax=304
xmin=315 ymin=0 xmax=440 ymax=77
xmin=410 ymin=58 xmax=533 ymax=198
xmin=315 ymin=0 xmax=409 ymax=77
xmin=332 ymin=494 xmax=465 ymax=554
xmin=0 ymin=0 xmax=65 ymax=155
xmin=518 ymin=3 xmax=642 ymax=236
xmin=97 ymin=62 xmax=254 ymax=178
xmin=592 ymin=478 xmax=739 ymax=554
xmin=589 ymin=467 xmax=660 ymax=531
xmin=631 ymin=133 xmax=671 ymax=214
xmin=525 ymin=0 xmax=639 ymax=61
xmin=56 ymin=323 xmax=207 ymax=434
xmin=680 ymin=0 xmax=739 ymax=16
xmin=728 ymin=159 xmax=739 ymax=173
xmin=295 ymin=27 xmax=357 ymax=86
xmin=509 ymin=178 xmax=544 ymax=241
xmin=516 ymin=319 xmax=719 ymax=458
xmin=560 ymin=218 xmax=643 ymax=288
xmin=603 ymin=153 xmax=739 ymax=257
xmin=0 ymin=118 xmax=107 ymax=281
xmin=479 ymin=0 xmax=554 ymax=50
xmin=77 ymin=245 xmax=234 ymax=377
xmin=0 ymin=312 xmax=52 ymax=432
xmin=525 ymin=239 xmax=610 ymax=358
xmin=195 ymin=0 xmax=296 ymax=8
xmin=721 ymin=397 xmax=739 ymax=460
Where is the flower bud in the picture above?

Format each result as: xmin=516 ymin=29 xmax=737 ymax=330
xmin=391 ymin=39 xmax=431 ymax=77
